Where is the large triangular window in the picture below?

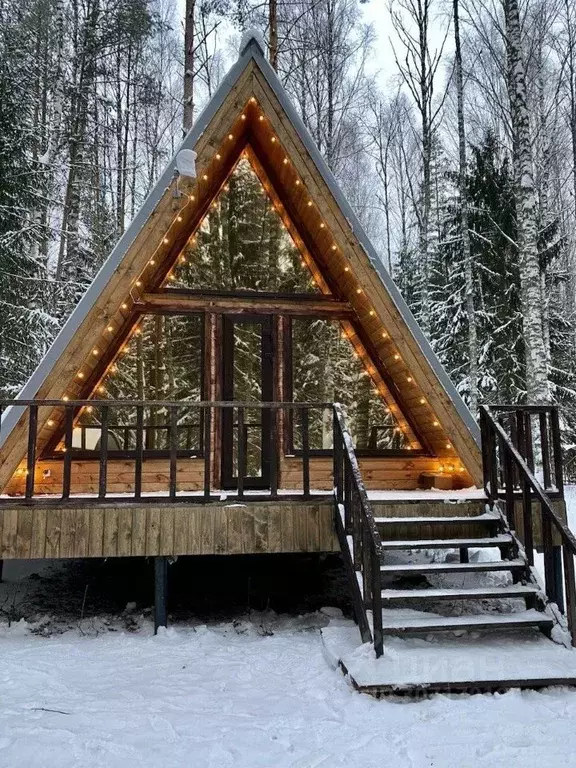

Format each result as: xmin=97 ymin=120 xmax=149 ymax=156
xmin=167 ymin=158 xmax=321 ymax=294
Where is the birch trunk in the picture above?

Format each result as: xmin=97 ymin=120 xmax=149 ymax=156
xmin=453 ymin=0 xmax=478 ymax=412
xmin=504 ymin=0 xmax=549 ymax=402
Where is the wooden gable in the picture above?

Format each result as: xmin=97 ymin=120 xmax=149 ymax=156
xmin=0 ymin=41 xmax=482 ymax=491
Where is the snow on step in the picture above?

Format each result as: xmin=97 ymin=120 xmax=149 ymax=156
xmin=380 ymin=535 xmax=512 ymax=550
xmin=380 ymin=584 xmax=540 ymax=602
xmin=379 ymin=558 xmax=525 ymax=575
xmin=375 ymin=511 xmax=500 ymax=526
xmin=381 ymin=610 xmax=552 ymax=634
xmin=321 ymin=621 xmax=576 ymax=690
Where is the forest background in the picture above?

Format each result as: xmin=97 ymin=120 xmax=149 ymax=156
xmin=1 ymin=0 xmax=575 ymax=450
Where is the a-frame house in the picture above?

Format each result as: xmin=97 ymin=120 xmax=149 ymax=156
xmin=1 ymin=32 xmax=576 ymax=693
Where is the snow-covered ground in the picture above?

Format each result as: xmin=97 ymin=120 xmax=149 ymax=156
xmin=3 ymin=612 xmax=576 ymax=767
xmin=2 ymin=489 xmax=576 ymax=766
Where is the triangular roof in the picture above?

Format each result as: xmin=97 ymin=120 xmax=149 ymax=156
xmin=0 ymin=32 xmax=482 ymax=486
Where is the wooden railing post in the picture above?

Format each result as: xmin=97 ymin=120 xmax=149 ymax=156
xmin=62 ymin=406 xmax=74 ymax=500
xmin=25 ymin=404 xmax=38 ymax=500
xmin=550 ymin=407 xmax=564 ymax=496
xmin=98 ymin=405 xmax=109 ymax=499
xmin=269 ymin=405 xmax=278 ymax=499
xmin=371 ymin=543 xmax=383 ymax=657
xmin=300 ymin=407 xmax=310 ymax=499
xmin=169 ymin=405 xmax=178 ymax=500
xmin=134 ymin=404 xmax=144 ymax=500
xmin=203 ymin=405 xmax=212 ymax=501
xmin=333 ymin=407 xmax=343 ymax=506
xmin=237 ymin=406 xmax=245 ymax=500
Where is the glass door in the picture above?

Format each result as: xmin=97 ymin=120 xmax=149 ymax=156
xmin=220 ymin=315 xmax=274 ymax=489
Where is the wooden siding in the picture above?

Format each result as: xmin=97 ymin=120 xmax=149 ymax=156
xmin=0 ymin=500 xmax=338 ymax=560
xmin=4 ymin=454 xmax=450 ymax=497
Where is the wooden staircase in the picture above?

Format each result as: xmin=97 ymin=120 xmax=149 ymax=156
xmin=331 ymin=404 xmax=576 ymax=694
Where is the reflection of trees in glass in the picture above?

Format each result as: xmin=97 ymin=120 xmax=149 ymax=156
xmin=173 ymin=158 xmax=319 ymax=293
xmin=291 ymin=318 xmax=408 ymax=450
xmin=78 ymin=314 xmax=203 ymax=451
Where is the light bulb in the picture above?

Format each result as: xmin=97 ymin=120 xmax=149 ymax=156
xmin=283 ymin=158 xmax=288 ymax=165
xmin=259 ymin=115 xmax=264 ymax=121
xmin=407 ymin=376 xmax=412 ymax=382
xmin=446 ymin=443 xmax=452 ymax=449
xmin=394 ymin=353 xmax=400 ymax=361
xmin=369 ymin=310 xmax=375 ymax=316
xmin=121 ymin=303 xmax=128 ymax=310
xmin=356 ymin=288 xmax=362 ymax=294
xmin=295 ymin=180 xmax=301 ymax=186
xmin=331 ymin=245 xmax=337 ymax=251
xmin=433 ymin=420 xmax=440 ymax=427
xmin=107 ymin=325 xmax=114 ymax=333
xmin=420 ymin=398 xmax=426 ymax=404
xmin=77 ymin=372 xmax=84 ymax=379
xmin=62 ymin=395 xmax=69 ymax=402
xmin=228 ymin=133 xmax=233 ymax=140
xmin=216 ymin=153 xmax=221 ymax=160
xmin=92 ymin=348 xmax=99 ymax=356
xmin=241 ymin=114 xmax=246 ymax=120
xmin=47 ymin=419 xmax=54 ymax=427
xmin=271 ymin=136 xmax=276 ymax=143
xmin=307 ymin=200 xmax=312 ymax=207
xmin=203 ymin=174 xmax=208 ymax=181
xmin=177 ymin=215 xmax=183 ymax=222
xmin=382 ymin=331 xmax=387 ymax=338
xmin=250 ymin=97 xmax=256 ymax=103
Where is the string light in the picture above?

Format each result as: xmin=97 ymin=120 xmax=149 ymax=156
xmin=420 ymin=397 xmax=426 ymax=404
xmin=121 ymin=303 xmax=128 ymax=310
xmin=62 ymin=395 xmax=69 ymax=402
xmin=203 ymin=174 xmax=208 ymax=181
xmin=433 ymin=420 xmax=440 ymax=426
xmin=169 ymin=274 xmax=176 ymax=281
xmin=177 ymin=215 xmax=183 ymax=222
xmin=283 ymin=158 xmax=288 ymax=165
xmin=149 ymin=259 xmax=156 ymax=266
xmin=446 ymin=443 xmax=452 ymax=449
xmin=135 ymin=280 xmax=142 ymax=287
xmin=250 ymin=96 xmax=257 ymax=103
xmin=344 ymin=266 xmax=349 ymax=272
xmin=295 ymin=179 xmax=301 ymax=186
xmin=382 ymin=331 xmax=387 ymax=338
xmin=331 ymin=245 xmax=337 ymax=251
xmin=77 ymin=372 xmax=84 ymax=380
xmin=394 ymin=353 xmax=400 ymax=361
xmin=259 ymin=115 xmax=264 ymax=122
xmin=47 ymin=419 xmax=54 ymax=427
xmin=86 ymin=406 xmax=93 ymax=414
xmin=271 ymin=136 xmax=276 ymax=143
xmin=356 ymin=288 xmax=362 ymax=294
xmin=228 ymin=133 xmax=234 ymax=140
xmin=307 ymin=200 xmax=312 ymax=207
xmin=98 ymin=385 xmax=105 ymax=394
xmin=216 ymin=153 xmax=221 ymax=160
xmin=241 ymin=114 xmax=246 ymax=120
xmin=92 ymin=348 xmax=99 ymax=356
xmin=369 ymin=310 xmax=375 ymax=316
xmin=407 ymin=376 xmax=412 ymax=382
xmin=107 ymin=325 xmax=114 ymax=333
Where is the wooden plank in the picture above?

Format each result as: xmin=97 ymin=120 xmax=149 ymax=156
xmin=44 ymin=509 xmax=61 ymax=558
xmin=293 ymin=505 xmax=308 ymax=552
xmin=281 ymin=504 xmax=295 ymax=552
xmin=253 ymin=507 xmax=268 ymax=553
xmin=131 ymin=508 xmax=147 ymax=556
xmin=117 ymin=509 xmax=133 ymax=557
xmin=187 ymin=507 xmax=201 ymax=554
xmin=142 ymin=292 xmax=352 ymax=316
xmin=267 ymin=506 xmax=283 ymax=552
xmin=241 ymin=508 xmax=255 ymax=553
xmin=306 ymin=503 xmax=320 ymax=551
xmin=159 ymin=508 xmax=175 ymax=555
xmin=59 ymin=509 xmax=77 ymax=558
xmin=226 ymin=507 xmax=244 ymax=555
xmin=30 ymin=508 xmax=47 ymax=559
xmin=213 ymin=507 xmax=228 ymax=554
xmin=173 ymin=507 xmax=190 ymax=556
xmin=199 ymin=506 xmax=214 ymax=554
xmin=146 ymin=508 xmax=161 ymax=555
xmin=88 ymin=508 xmax=105 ymax=558
xmin=74 ymin=508 xmax=90 ymax=558
xmin=102 ymin=507 xmax=119 ymax=557
xmin=15 ymin=508 xmax=33 ymax=558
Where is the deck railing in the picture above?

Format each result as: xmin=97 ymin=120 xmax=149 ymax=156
xmin=0 ymin=399 xmax=335 ymax=504
xmin=480 ymin=405 xmax=576 ymax=644
xmin=332 ymin=403 xmax=384 ymax=657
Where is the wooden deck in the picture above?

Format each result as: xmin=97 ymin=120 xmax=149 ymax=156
xmin=0 ymin=498 xmax=338 ymax=560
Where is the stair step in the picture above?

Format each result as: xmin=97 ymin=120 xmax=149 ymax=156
xmin=375 ymin=512 xmax=500 ymax=527
xmin=380 ymin=535 xmax=513 ymax=550
xmin=381 ymin=610 xmax=553 ymax=635
xmin=380 ymin=584 xmax=539 ymax=602
xmin=380 ymin=558 xmax=526 ymax=576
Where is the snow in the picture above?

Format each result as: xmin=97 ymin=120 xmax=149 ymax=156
xmin=1 ymin=614 xmax=576 ymax=767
